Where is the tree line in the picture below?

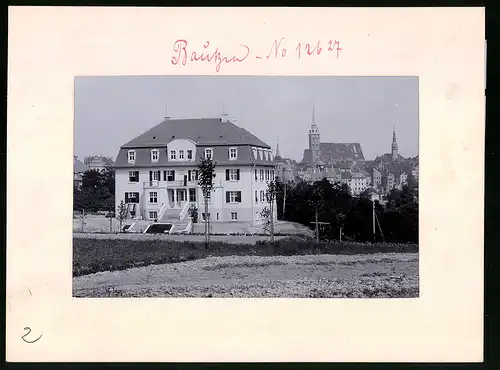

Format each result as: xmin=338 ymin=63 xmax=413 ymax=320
xmin=274 ymin=178 xmax=418 ymax=243
xmin=74 ymin=168 xmax=115 ymax=213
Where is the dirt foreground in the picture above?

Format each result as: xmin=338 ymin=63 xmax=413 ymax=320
xmin=73 ymin=253 xmax=418 ymax=298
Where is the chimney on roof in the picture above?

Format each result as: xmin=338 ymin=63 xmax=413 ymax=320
xmin=221 ymin=103 xmax=229 ymax=123
xmin=164 ymin=103 xmax=171 ymax=120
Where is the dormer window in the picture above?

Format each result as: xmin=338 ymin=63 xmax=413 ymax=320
xmin=258 ymin=149 xmax=263 ymax=160
xmin=229 ymin=147 xmax=237 ymax=160
xmin=179 ymin=150 xmax=184 ymax=160
xmin=187 ymin=150 xmax=193 ymax=160
xmin=252 ymin=147 xmax=257 ymax=159
xmin=151 ymin=149 xmax=159 ymax=162
xmin=127 ymin=150 xmax=136 ymax=163
xmin=170 ymin=150 xmax=176 ymax=160
xmin=264 ymin=150 xmax=269 ymax=161
xmin=205 ymin=148 xmax=213 ymax=160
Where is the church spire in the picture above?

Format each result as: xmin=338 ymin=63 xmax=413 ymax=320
xmin=275 ymin=137 xmax=281 ymax=158
xmin=391 ymin=125 xmax=399 ymax=161
xmin=312 ymin=105 xmax=316 ymax=124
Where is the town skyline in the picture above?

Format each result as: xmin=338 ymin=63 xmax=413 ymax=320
xmin=74 ymin=76 xmax=419 ymax=162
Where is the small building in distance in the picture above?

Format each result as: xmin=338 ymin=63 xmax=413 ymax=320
xmin=73 ymin=156 xmax=88 ymax=189
xmin=86 ymin=155 xmax=114 ymax=172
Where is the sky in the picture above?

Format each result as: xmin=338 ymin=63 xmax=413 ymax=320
xmin=74 ymin=76 xmax=419 ymax=162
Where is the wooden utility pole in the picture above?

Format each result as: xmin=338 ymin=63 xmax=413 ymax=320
xmin=315 ymin=209 xmax=319 ymax=242
xmin=372 ymin=200 xmax=376 ymax=241
xmin=81 ymin=209 xmax=85 ymax=233
xmin=282 ymin=183 xmax=287 ymax=219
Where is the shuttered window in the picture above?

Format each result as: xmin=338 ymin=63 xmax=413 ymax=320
xmin=226 ymin=191 xmax=242 ymax=203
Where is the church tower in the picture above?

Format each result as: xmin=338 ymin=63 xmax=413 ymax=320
xmin=391 ymin=126 xmax=399 ymax=161
xmin=308 ymin=106 xmax=321 ymax=164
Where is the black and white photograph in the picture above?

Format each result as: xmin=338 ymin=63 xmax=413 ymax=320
xmin=72 ymin=75 xmax=419 ymax=298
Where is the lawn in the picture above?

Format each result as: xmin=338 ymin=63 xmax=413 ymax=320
xmin=73 ymin=236 xmax=418 ymax=277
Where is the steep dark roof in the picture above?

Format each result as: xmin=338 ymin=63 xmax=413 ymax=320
xmin=320 ymin=143 xmax=365 ymax=161
xmin=121 ymin=118 xmax=270 ymax=149
xmin=301 ymin=143 xmax=365 ymax=164
xmin=74 ymin=157 xmax=88 ymax=173
xmin=374 ymin=153 xmax=406 ymax=163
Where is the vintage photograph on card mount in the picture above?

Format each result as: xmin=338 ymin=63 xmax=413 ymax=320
xmin=72 ymin=76 xmax=419 ymax=298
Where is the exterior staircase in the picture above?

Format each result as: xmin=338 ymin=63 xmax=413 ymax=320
xmin=160 ymin=209 xmax=182 ymax=223
xmin=158 ymin=203 xmax=192 ymax=234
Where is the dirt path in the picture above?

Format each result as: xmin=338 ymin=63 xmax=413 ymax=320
xmin=73 ymin=253 xmax=419 ymax=298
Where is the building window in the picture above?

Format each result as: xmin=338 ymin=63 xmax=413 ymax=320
xmin=151 ymin=171 xmax=159 ymax=181
xmin=226 ymin=168 xmax=240 ymax=181
xmin=255 ymin=190 xmax=258 ymax=202
xmin=179 ymin=150 xmax=184 ymax=160
xmin=205 ymin=148 xmax=213 ymax=160
xmin=170 ymin=150 xmax=176 ymax=160
xmin=125 ymin=192 xmax=139 ymax=203
xmin=258 ymin=149 xmax=263 ymax=160
xmin=127 ymin=150 xmax=136 ymax=163
xmin=187 ymin=150 xmax=193 ymax=159
xmin=166 ymin=170 xmax=175 ymax=182
xmin=271 ymin=170 xmax=274 ymax=179
xmin=260 ymin=169 xmax=264 ymax=181
xmin=149 ymin=211 xmax=158 ymax=220
xmin=264 ymin=151 xmax=269 ymax=161
xmin=254 ymin=169 xmax=257 ymax=181
xmin=229 ymin=147 xmax=238 ymax=160
xmin=231 ymin=212 xmax=238 ymax=221
xmin=260 ymin=190 xmax=265 ymax=202
xmin=202 ymin=213 xmax=211 ymax=221
xmin=189 ymin=188 xmax=196 ymax=202
xmin=252 ymin=147 xmax=257 ymax=159
xmin=149 ymin=191 xmax=158 ymax=204
xmin=128 ymin=171 xmax=139 ymax=182
xmin=151 ymin=149 xmax=159 ymax=162
xmin=226 ymin=191 xmax=242 ymax=203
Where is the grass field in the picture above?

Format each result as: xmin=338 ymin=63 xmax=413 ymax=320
xmin=73 ymin=236 xmax=418 ymax=277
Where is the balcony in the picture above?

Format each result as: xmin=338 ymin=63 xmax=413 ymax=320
xmin=143 ymin=180 xmax=198 ymax=188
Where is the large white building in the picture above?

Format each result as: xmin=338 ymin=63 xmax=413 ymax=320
xmin=114 ymin=116 xmax=277 ymax=227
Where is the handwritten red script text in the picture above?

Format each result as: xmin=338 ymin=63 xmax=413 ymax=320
xmin=171 ymin=38 xmax=342 ymax=72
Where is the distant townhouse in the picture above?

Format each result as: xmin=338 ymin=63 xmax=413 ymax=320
xmin=371 ymin=167 xmax=382 ymax=189
xmin=114 ymin=116 xmax=277 ymax=226
xmin=412 ymin=161 xmax=419 ymax=182
xmin=73 ymin=156 xmax=88 ymax=189
xmin=349 ymin=171 xmax=370 ymax=195
xmin=87 ymin=155 xmax=114 ymax=172
xmin=273 ymin=140 xmax=298 ymax=183
xmin=325 ymin=167 xmax=342 ymax=184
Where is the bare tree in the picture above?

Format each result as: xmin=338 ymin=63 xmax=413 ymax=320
xmin=197 ymin=156 xmax=216 ymax=249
